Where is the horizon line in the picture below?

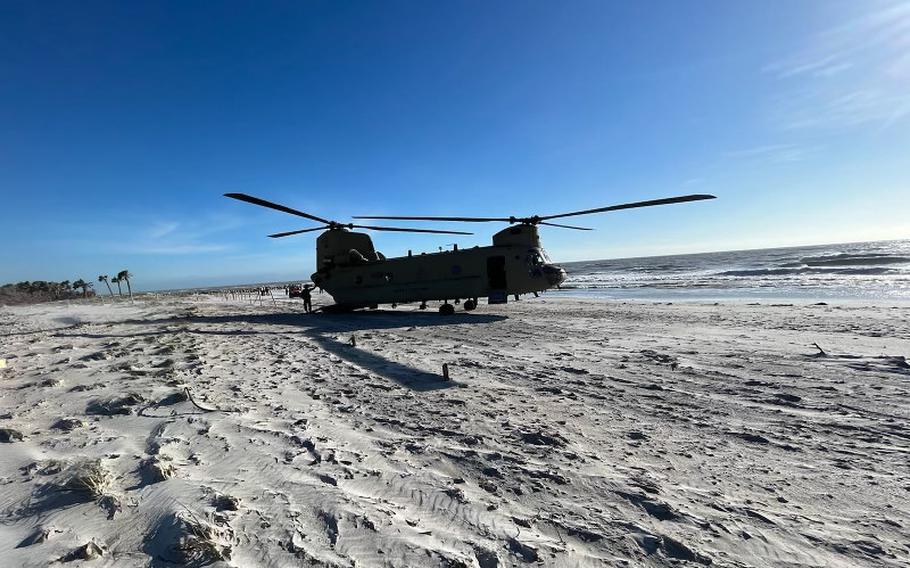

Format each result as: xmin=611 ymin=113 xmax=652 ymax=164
xmin=563 ymin=236 xmax=910 ymax=265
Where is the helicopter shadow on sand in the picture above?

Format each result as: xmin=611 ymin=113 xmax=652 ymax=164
xmin=245 ymin=309 xmax=507 ymax=391
xmin=59 ymin=309 xmax=507 ymax=392
xmin=308 ymin=329 xmax=455 ymax=391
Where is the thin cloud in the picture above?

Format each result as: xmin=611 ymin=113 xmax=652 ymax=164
xmin=724 ymin=144 xmax=813 ymax=163
xmin=82 ymin=238 xmax=233 ymax=256
xmin=766 ymin=3 xmax=910 ymax=79
xmin=121 ymin=243 xmax=230 ymax=255
xmin=147 ymin=221 xmax=179 ymax=239
xmin=55 ymin=215 xmax=241 ymax=257
xmin=764 ymin=2 xmax=910 ymax=132
xmin=775 ymin=88 xmax=910 ymax=130
xmin=765 ymin=54 xmax=852 ymax=79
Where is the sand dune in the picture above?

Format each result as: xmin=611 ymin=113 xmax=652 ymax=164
xmin=1 ymin=295 xmax=908 ymax=567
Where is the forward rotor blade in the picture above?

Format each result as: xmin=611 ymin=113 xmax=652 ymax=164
xmin=541 ymin=194 xmax=716 ymax=221
xmin=353 ymin=215 xmax=508 ymax=222
xmin=351 ymin=224 xmax=474 ymax=235
xmin=538 ymin=221 xmax=594 ymax=230
xmin=225 ymin=192 xmax=333 ymax=225
xmin=267 ymin=227 xmax=327 ymax=238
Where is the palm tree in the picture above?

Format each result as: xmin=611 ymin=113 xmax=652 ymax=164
xmin=117 ymin=270 xmax=133 ymax=300
xmin=59 ymin=280 xmax=71 ymax=300
xmin=71 ymin=279 xmax=92 ymax=298
xmin=98 ymin=275 xmax=114 ymax=297
xmin=111 ymin=276 xmax=122 ymax=296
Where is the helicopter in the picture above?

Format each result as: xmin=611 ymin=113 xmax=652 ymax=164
xmin=225 ymin=192 xmax=716 ymax=314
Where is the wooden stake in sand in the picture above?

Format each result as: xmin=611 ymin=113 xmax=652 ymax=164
xmin=442 ymin=363 xmax=449 ymax=381
xmin=184 ymin=387 xmax=221 ymax=412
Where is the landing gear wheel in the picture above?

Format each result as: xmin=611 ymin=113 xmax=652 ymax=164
xmin=439 ymin=303 xmax=455 ymax=316
xmin=463 ymin=299 xmax=477 ymax=311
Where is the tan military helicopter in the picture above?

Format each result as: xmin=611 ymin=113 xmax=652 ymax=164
xmin=225 ymin=192 xmax=715 ymax=313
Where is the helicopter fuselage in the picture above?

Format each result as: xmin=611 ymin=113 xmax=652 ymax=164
xmin=310 ymin=224 xmax=566 ymax=308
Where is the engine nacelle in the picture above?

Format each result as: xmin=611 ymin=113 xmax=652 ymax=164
xmin=491 ymin=224 xmax=541 ymax=248
xmin=316 ymin=230 xmax=376 ymax=269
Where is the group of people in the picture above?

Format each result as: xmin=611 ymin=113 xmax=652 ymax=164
xmin=219 ymin=285 xmax=315 ymax=313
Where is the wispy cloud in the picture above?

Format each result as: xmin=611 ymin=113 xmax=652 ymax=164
xmin=119 ymin=218 xmax=237 ymax=255
xmin=117 ymin=243 xmax=231 ymax=255
xmin=681 ymin=177 xmax=705 ymax=187
xmin=764 ymin=2 xmax=910 ymax=132
xmin=724 ymin=144 xmax=815 ymax=163
xmin=147 ymin=221 xmax=179 ymax=239
xmin=766 ymin=54 xmax=852 ymax=79
xmin=56 ymin=214 xmax=246 ymax=257
xmin=765 ymin=3 xmax=910 ymax=79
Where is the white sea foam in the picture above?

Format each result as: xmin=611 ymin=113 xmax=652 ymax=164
xmin=558 ymin=239 xmax=910 ymax=302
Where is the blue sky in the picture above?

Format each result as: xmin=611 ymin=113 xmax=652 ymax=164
xmin=1 ymin=1 xmax=908 ymax=291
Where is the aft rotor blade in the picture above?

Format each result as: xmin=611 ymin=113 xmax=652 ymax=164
xmin=351 ymin=224 xmax=473 ymax=235
xmin=353 ymin=215 xmax=509 ymax=222
xmin=541 ymin=194 xmax=716 ymax=221
xmin=267 ymin=227 xmax=327 ymax=238
xmin=225 ymin=193 xmax=333 ymax=225
xmin=538 ymin=221 xmax=594 ymax=230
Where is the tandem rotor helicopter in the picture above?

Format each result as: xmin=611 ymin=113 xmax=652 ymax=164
xmin=225 ymin=192 xmax=716 ymax=314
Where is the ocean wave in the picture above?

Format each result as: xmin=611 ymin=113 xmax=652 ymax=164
xmin=559 ymin=240 xmax=910 ymax=299
xmin=718 ymin=267 xmax=896 ymax=277
xmin=561 ymin=282 xmax=721 ymax=290
xmin=799 ymin=254 xmax=910 ymax=267
xmin=566 ymin=266 xmax=900 ymax=282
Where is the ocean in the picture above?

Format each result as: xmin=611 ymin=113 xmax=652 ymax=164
xmin=556 ymin=239 xmax=910 ymax=303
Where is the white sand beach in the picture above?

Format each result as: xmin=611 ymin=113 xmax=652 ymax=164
xmin=1 ymin=295 xmax=908 ymax=567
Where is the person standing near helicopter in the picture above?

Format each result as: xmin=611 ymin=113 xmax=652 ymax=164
xmin=301 ymin=284 xmax=313 ymax=313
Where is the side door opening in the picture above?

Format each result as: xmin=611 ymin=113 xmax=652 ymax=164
xmin=486 ymin=255 xmax=508 ymax=304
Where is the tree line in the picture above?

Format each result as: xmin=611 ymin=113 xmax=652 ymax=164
xmin=0 ymin=271 xmax=134 ymax=306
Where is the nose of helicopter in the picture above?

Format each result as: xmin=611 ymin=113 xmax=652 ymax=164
xmin=543 ymin=264 xmax=567 ymax=287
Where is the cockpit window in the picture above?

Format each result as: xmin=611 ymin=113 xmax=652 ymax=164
xmin=527 ymin=249 xmax=545 ymax=267
xmin=526 ymin=249 xmax=546 ymax=276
